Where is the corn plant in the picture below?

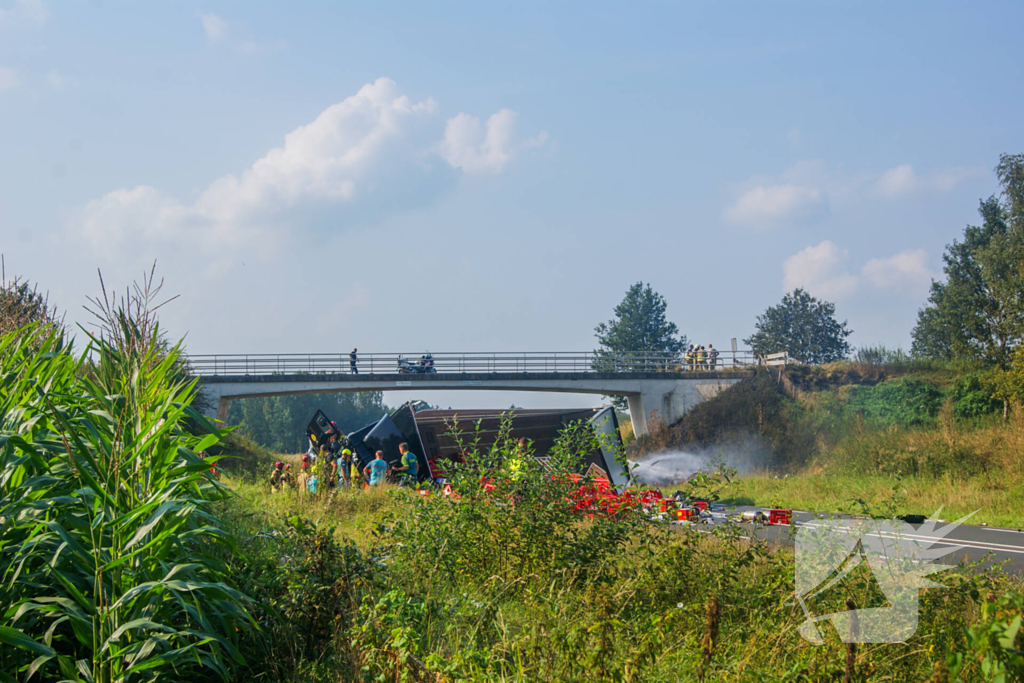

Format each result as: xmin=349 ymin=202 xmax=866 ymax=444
xmin=0 ymin=321 xmax=253 ymax=682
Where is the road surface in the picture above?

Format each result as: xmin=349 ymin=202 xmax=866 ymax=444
xmin=690 ymin=507 xmax=1024 ymax=575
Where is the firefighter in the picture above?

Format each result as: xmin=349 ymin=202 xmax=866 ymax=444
xmin=500 ymin=439 xmax=525 ymax=505
xmin=685 ymin=345 xmax=695 ymax=371
xmin=270 ymin=460 xmax=285 ymax=493
xmin=696 ymin=345 xmax=707 ymax=371
xmin=338 ymin=448 xmax=352 ymax=486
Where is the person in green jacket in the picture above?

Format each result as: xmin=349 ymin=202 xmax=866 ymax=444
xmin=393 ymin=442 xmax=419 ymax=486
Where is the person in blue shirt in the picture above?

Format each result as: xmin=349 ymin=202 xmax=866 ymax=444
xmin=364 ymin=450 xmax=390 ymax=486
xmin=393 ymin=442 xmax=419 ymax=486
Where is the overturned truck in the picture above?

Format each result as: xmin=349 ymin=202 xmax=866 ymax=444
xmin=309 ymin=404 xmax=629 ymax=488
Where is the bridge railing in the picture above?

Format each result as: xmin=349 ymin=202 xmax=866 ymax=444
xmin=187 ymin=350 xmax=758 ymax=377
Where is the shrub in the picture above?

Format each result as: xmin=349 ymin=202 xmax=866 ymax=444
xmin=391 ymin=418 xmax=641 ymax=590
xmin=949 ymin=373 xmax=1002 ymax=418
xmin=845 ymin=378 xmax=943 ymax=426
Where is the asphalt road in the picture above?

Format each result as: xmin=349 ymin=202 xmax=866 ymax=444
xmin=689 ymin=507 xmax=1024 ymax=575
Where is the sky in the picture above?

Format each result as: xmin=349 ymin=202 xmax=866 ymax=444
xmin=1 ymin=1 xmax=1022 ymax=410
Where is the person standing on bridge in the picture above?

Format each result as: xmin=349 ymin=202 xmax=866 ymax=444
xmin=695 ymin=345 xmax=707 ymax=371
xmin=685 ymin=345 xmax=695 ymax=371
xmin=708 ymin=344 xmax=719 ymax=371
xmin=350 ymin=348 xmax=358 ymax=374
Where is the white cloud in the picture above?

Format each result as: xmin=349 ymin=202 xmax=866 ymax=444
xmin=0 ymin=0 xmax=48 ymax=28
xmin=439 ymin=109 xmax=547 ymax=174
xmin=0 ymin=66 xmax=18 ymax=91
xmin=871 ymin=164 xmax=981 ymax=198
xmin=723 ymin=184 xmax=823 ymax=228
xmin=199 ymin=12 xmax=228 ymax=42
xmin=198 ymin=10 xmax=285 ymax=54
xmin=781 ymin=242 xmax=938 ymax=301
xmin=726 ymin=160 xmax=983 ymax=228
xmin=861 ymin=249 xmax=936 ymax=296
xmin=782 ymin=240 xmax=859 ymax=299
xmin=874 ymin=164 xmax=916 ymax=197
xmin=73 ymin=78 xmax=539 ymax=259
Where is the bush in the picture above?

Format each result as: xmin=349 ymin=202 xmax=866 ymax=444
xmin=949 ymin=373 xmax=1002 ymax=418
xmin=845 ymin=378 xmax=943 ymax=427
xmin=391 ymin=419 xmax=640 ymax=589
xmin=221 ymin=513 xmax=377 ymax=682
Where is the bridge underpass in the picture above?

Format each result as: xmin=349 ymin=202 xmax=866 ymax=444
xmin=191 ymin=352 xmax=756 ymax=438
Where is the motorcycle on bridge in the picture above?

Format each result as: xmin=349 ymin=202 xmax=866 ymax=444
xmin=397 ymin=354 xmax=437 ymax=374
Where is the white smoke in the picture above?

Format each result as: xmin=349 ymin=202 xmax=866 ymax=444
xmin=630 ymin=439 xmax=771 ymax=486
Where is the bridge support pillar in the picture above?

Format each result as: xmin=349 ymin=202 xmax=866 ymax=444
xmin=216 ymin=397 xmax=230 ymax=423
xmin=626 ymin=394 xmax=648 ymax=439
xmin=627 ymin=380 xmax=737 ymax=440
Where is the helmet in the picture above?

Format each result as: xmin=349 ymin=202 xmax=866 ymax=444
xmin=275 ymin=460 xmax=284 ymax=468
xmin=343 ymin=449 xmax=353 ymax=456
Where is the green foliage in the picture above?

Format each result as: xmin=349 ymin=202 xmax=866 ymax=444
xmin=220 ymin=513 xmax=376 ymax=682
xmin=594 ymin=282 xmax=687 ymax=408
xmin=949 ymin=592 xmax=1024 ymax=682
xmin=853 ymin=344 xmax=911 ymax=367
xmin=0 ymin=269 xmax=62 ymax=338
xmin=913 ymin=153 xmax=1024 ymax=368
xmin=950 ymin=373 xmax=1002 ymax=418
xmin=594 ymin=282 xmax=686 ymax=362
xmin=226 ymin=391 xmax=387 ymax=453
xmin=212 ymin=410 xmax=1024 ymax=682
xmin=745 ymin=288 xmax=852 ymax=364
xmin=0 ymin=324 xmax=253 ymax=682
xmin=845 ymin=378 xmax=944 ymax=427
xmin=390 ymin=417 xmax=640 ymax=588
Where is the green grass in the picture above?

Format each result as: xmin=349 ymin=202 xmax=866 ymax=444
xmin=223 ymin=476 xmax=406 ymax=548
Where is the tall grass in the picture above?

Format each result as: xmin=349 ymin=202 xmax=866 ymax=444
xmin=0 ymin=311 xmax=252 ymax=678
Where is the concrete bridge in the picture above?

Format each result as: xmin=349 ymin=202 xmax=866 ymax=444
xmin=192 ymin=351 xmax=755 ymax=437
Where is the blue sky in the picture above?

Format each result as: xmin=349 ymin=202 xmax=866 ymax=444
xmin=1 ymin=1 xmax=1021 ymax=409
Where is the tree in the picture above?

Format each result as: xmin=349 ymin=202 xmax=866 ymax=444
xmin=594 ymin=282 xmax=686 ymax=367
xmin=594 ymin=283 xmax=686 ymax=408
xmin=985 ymin=343 xmax=1024 ymax=421
xmin=0 ymin=260 xmax=62 ymax=337
xmin=911 ymin=154 xmax=1024 ymax=368
xmin=745 ymin=288 xmax=852 ymax=364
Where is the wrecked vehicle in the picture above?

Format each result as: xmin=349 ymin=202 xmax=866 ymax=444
xmin=310 ymin=403 xmax=628 ymax=489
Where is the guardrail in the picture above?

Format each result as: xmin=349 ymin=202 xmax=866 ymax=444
xmin=187 ymin=350 xmax=759 ymax=377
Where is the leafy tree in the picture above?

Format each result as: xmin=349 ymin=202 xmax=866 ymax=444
xmin=0 ymin=263 xmax=62 ymax=337
xmin=594 ymin=283 xmax=686 ymax=365
xmin=745 ymin=288 xmax=852 ymax=364
xmin=985 ymin=344 xmax=1024 ymax=420
xmin=912 ymin=154 xmax=1024 ymax=368
xmin=594 ymin=282 xmax=686 ymax=410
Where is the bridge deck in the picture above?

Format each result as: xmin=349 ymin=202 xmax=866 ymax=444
xmin=196 ymin=370 xmax=754 ymax=384
xmin=189 ymin=350 xmax=757 ymax=377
